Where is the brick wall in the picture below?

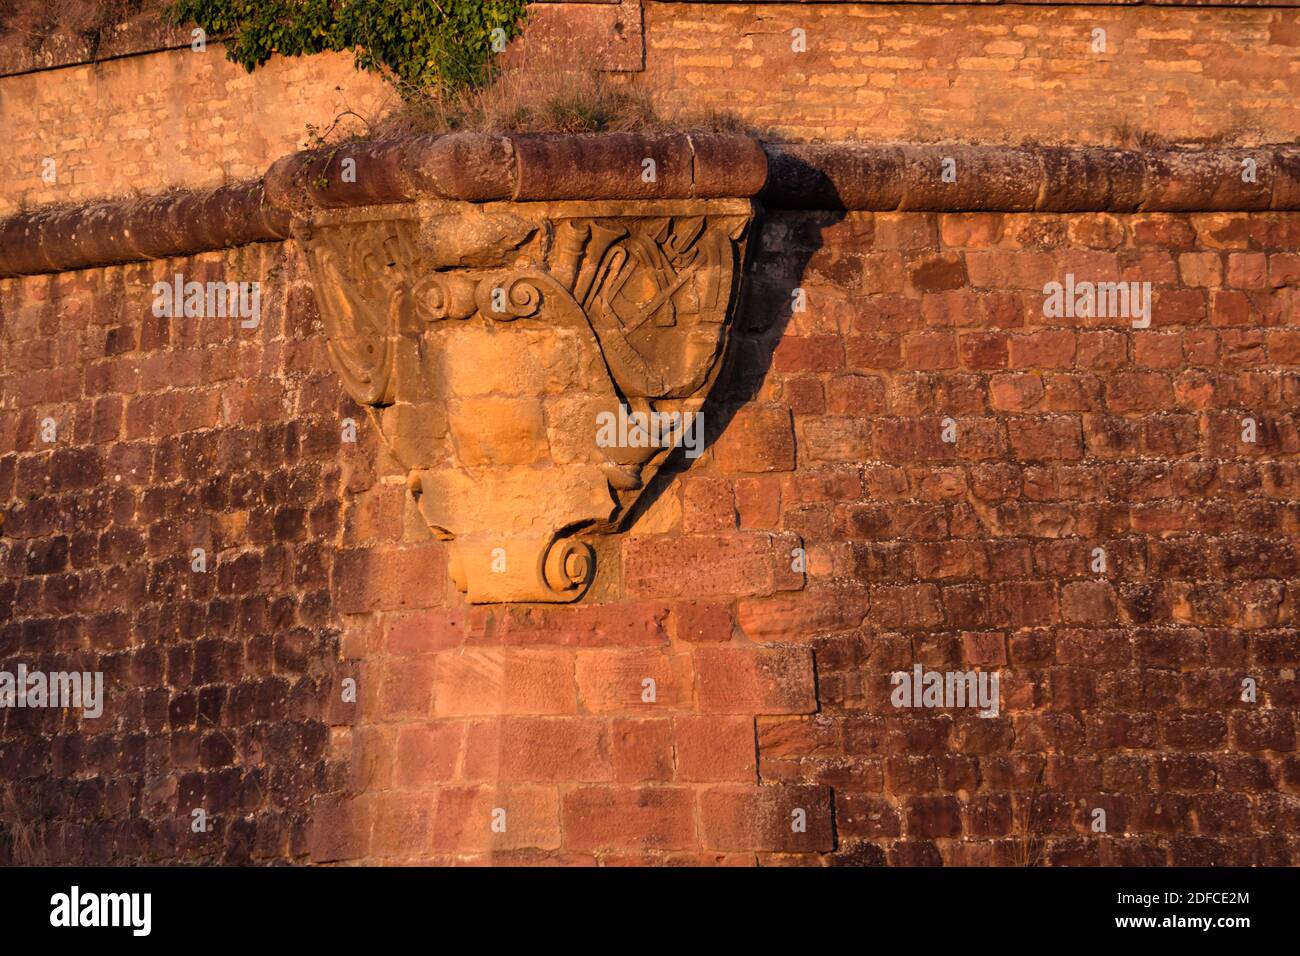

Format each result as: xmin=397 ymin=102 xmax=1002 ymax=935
xmin=3 ymin=1 xmax=1300 ymax=867
xmin=729 ymin=208 xmax=1300 ymax=865
xmin=644 ymin=4 xmax=1300 ymax=145
xmin=56 ymin=207 xmax=1277 ymax=867
xmin=366 ymin=209 xmax=1295 ymax=865
xmin=3 ymin=209 xmax=1298 ymax=865
xmin=0 ymin=243 xmax=363 ymax=863
xmin=0 ymin=47 xmax=389 ymax=217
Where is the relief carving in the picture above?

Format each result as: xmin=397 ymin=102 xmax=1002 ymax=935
xmin=296 ymin=199 xmax=755 ymax=603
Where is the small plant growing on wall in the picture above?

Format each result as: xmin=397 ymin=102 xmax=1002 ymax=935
xmin=164 ymin=0 xmax=529 ymax=95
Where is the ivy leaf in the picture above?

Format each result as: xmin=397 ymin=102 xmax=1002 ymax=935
xmin=163 ymin=0 xmax=526 ymax=95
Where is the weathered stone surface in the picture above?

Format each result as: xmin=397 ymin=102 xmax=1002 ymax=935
xmin=298 ymin=197 xmax=756 ymax=602
xmin=761 ymin=144 xmax=1300 ymax=213
xmin=6 ymin=1 xmax=1300 ymax=872
xmin=6 ymin=200 xmax=1300 ymax=868
xmin=0 ymin=183 xmax=291 ymax=278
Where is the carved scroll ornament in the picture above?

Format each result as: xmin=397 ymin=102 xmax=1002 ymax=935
xmin=296 ymin=198 xmax=754 ymax=603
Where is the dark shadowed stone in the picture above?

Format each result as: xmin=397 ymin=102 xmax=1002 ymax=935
xmin=762 ymin=144 xmax=932 ymax=210
xmin=759 ymin=145 xmax=851 ymax=209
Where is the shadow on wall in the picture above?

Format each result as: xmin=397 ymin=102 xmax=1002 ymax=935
xmin=622 ymin=153 xmax=847 ymax=527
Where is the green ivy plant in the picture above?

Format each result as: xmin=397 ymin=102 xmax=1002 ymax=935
xmin=164 ymin=0 xmax=529 ymax=94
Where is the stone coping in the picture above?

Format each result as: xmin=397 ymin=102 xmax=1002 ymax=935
xmin=0 ymin=183 xmax=290 ymax=279
xmin=2 ymin=134 xmax=1298 ymax=278
xmin=261 ymin=131 xmax=768 ymax=213
xmin=760 ymin=143 xmax=1300 ymax=212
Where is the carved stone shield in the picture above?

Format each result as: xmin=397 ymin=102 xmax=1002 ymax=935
xmin=297 ymin=198 xmax=754 ymax=602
